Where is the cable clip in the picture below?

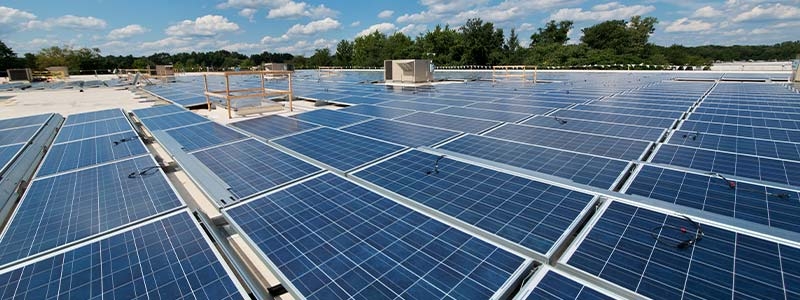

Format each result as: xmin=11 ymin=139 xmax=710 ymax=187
xmin=553 ymin=116 xmax=568 ymax=125
xmin=426 ymin=155 xmax=445 ymax=175
xmin=113 ymin=136 xmax=139 ymax=145
xmin=128 ymin=166 xmax=161 ymax=178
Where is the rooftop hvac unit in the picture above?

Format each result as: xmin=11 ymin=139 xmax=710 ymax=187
xmin=384 ymin=59 xmax=433 ymax=83
xmin=6 ymin=69 xmax=32 ymax=82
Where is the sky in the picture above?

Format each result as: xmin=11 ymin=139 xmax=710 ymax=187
xmin=0 ymin=0 xmax=799 ymax=57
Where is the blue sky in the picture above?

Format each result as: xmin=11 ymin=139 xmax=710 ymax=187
xmin=1 ymin=0 xmax=798 ymax=56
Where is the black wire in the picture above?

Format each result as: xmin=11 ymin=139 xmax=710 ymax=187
xmin=650 ymin=215 xmax=703 ymax=249
xmin=425 ymin=155 xmax=445 ymax=175
xmin=112 ymin=136 xmax=139 ymax=145
xmin=707 ymin=172 xmax=791 ymax=199
xmin=553 ymin=116 xmax=568 ymax=125
xmin=128 ymin=166 xmax=161 ymax=178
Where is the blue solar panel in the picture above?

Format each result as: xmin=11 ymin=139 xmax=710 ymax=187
xmin=172 ymin=95 xmax=208 ymax=107
xmin=165 ymin=122 xmax=247 ymax=152
xmin=225 ymin=173 xmax=527 ymax=300
xmin=273 ymin=127 xmax=404 ymax=172
xmin=485 ymin=124 xmax=651 ymax=161
xmin=395 ymin=112 xmax=500 ymax=134
xmin=0 ymin=144 xmax=24 ymax=172
xmin=138 ymin=111 xmax=209 ymax=131
xmin=0 ymin=155 xmax=183 ymax=266
xmin=339 ymin=104 xmax=415 ymax=119
xmin=438 ymin=135 xmax=629 ymax=189
xmin=328 ymin=95 xmax=387 ymax=105
xmin=688 ymin=113 xmax=800 ymax=131
xmin=626 ymin=165 xmax=800 ymax=233
xmin=292 ymin=109 xmax=372 ymax=128
xmin=436 ymin=107 xmax=530 ymax=122
xmin=519 ymin=268 xmax=615 ymax=300
xmin=588 ymin=101 xmax=690 ymax=112
xmin=467 ymin=103 xmax=554 ymax=115
xmin=490 ymin=99 xmax=575 ymax=109
xmin=650 ymin=144 xmax=800 ymax=186
xmin=355 ymin=150 xmax=596 ymax=255
xmin=0 ymin=212 xmax=244 ymax=299
xmin=570 ymin=105 xmax=683 ymax=119
xmin=523 ymin=116 xmax=665 ymax=142
xmin=694 ymin=107 xmax=800 ymax=120
xmin=0 ymin=126 xmax=40 ymax=145
xmin=131 ymin=105 xmax=185 ymax=119
xmin=564 ymin=201 xmax=800 ymax=300
xmin=668 ymin=130 xmax=800 ymax=162
xmin=0 ymin=114 xmax=51 ymax=129
xmin=343 ymin=119 xmax=461 ymax=147
xmin=551 ymin=110 xmax=676 ymax=128
xmin=377 ymin=100 xmax=448 ymax=112
xmin=37 ymin=131 xmax=148 ymax=177
xmin=680 ymin=120 xmax=800 ymax=144
xmin=231 ymin=115 xmax=318 ymax=140
xmin=54 ymin=117 xmax=133 ymax=144
xmin=63 ymin=109 xmax=124 ymax=126
xmin=410 ymin=97 xmax=474 ymax=107
xmin=192 ymin=139 xmax=322 ymax=199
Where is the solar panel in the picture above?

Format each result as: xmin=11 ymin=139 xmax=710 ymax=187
xmin=131 ymin=104 xmax=185 ymax=119
xmin=376 ymin=100 xmax=448 ymax=112
xmin=562 ymin=201 xmax=800 ymax=300
xmin=515 ymin=267 xmax=616 ymax=300
xmin=164 ymin=122 xmax=247 ymax=152
xmin=0 ymin=126 xmax=40 ymax=145
xmin=678 ymin=120 xmax=800 ymax=144
xmin=490 ymin=99 xmax=575 ymax=109
xmin=0 ymin=144 xmax=24 ymax=172
xmin=551 ymin=110 xmax=676 ymax=128
xmin=339 ymin=104 xmax=415 ymax=119
xmin=327 ymin=95 xmax=386 ymax=105
xmin=0 ymin=113 xmax=52 ymax=129
xmin=411 ymin=97 xmax=474 ymax=107
xmin=354 ymin=150 xmax=597 ymax=256
xmin=625 ymin=164 xmax=800 ymax=233
xmin=467 ymin=102 xmax=554 ymax=115
xmin=668 ymin=130 xmax=800 ymax=162
xmin=523 ymin=116 xmax=665 ymax=142
xmin=231 ymin=115 xmax=318 ymax=140
xmin=53 ymin=117 xmax=134 ymax=144
xmin=192 ymin=139 xmax=322 ymax=199
xmin=394 ymin=112 xmax=499 ymax=134
xmin=688 ymin=113 xmax=800 ymax=131
xmin=0 ymin=155 xmax=184 ymax=267
xmin=172 ymin=95 xmax=208 ymax=107
xmin=343 ymin=119 xmax=461 ymax=147
xmin=436 ymin=107 xmax=530 ymax=122
xmin=291 ymin=109 xmax=372 ymax=128
xmin=650 ymin=144 xmax=800 ymax=186
xmin=224 ymin=173 xmax=528 ymax=300
xmin=138 ymin=111 xmax=209 ymax=131
xmin=570 ymin=105 xmax=683 ymax=119
xmin=694 ymin=106 xmax=800 ymax=120
xmin=36 ymin=131 xmax=148 ymax=177
xmin=588 ymin=101 xmax=690 ymax=112
xmin=0 ymin=212 xmax=244 ymax=299
xmin=273 ymin=127 xmax=404 ymax=172
xmin=485 ymin=124 xmax=651 ymax=161
xmin=63 ymin=108 xmax=124 ymax=126
xmin=438 ymin=135 xmax=630 ymax=189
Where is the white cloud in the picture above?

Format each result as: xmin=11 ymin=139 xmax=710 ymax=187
xmin=350 ymin=21 xmax=361 ymax=27
xmin=396 ymin=11 xmax=439 ymax=23
xmin=692 ymin=6 xmax=722 ymax=18
xmin=216 ymin=0 xmax=281 ymax=9
xmin=399 ymin=24 xmax=427 ymax=36
xmin=421 ymin=0 xmax=488 ymax=14
xmin=549 ymin=3 xmax=656 ymax=21
xmin=378 ymin=10 xmax=394 ymax=19
xmin=275 ymin=38 xmax=335 ymax=55
xmin=239 ymin=8 xmax=257 ymax=21
xmin=451 ymin=7 xmax=519 ymax=23
xmin=732 ymin=3 xmax=800 ymax=22
xmin=286 ymin=17 xmax=341 ymax=35
xmin=665 ymin=18 xmax=714 ymax=32
xmin=261 ymin=34 xmax=289 ymax=43
xmin=107 ymin=24 xmax=148 ymax=40
xmin=165 ymin=15 xmax=239 ymax=37
xmin=356 ymin=23 xmax=396 ymax=37
xmin=0 ymin=6 xmax=35 ymax=25
xmin=518 ymin=23 xmax=536 ymax=32
xmin=264 ymin=2 xmax=337 ymax=19
xmin=25 ymin=15 xmax=107 ymax=31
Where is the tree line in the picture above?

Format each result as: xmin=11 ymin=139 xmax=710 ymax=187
xmin=2 ymin=16 xmax=799 ymax=73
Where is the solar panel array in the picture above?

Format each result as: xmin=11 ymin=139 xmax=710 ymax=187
xmin=0 ymin=113 xmax=57 ymax=174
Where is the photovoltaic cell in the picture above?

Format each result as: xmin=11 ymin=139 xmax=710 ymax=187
xmin=0 ymin=144 xmax=24 ymax=172
xmin=37 ymin=131 xmax=148 ymax=177
xmin=518 ymin=269 xmax=614 ymax=300
xmin=339 ymin=105 xmax=415 ymax=119
xmin=63 ymin=109 xmax=124 ymax=126
xmin=693 ymin=107 xmax=800 ymax=120
xmin=522 ymin=116 xmax=665 ymax=142
xmin=53 ymin=117 xmax=133 ymax=144
xmin=377 ymin=100 xmax=448 ymax=112
xmin=570 ymin=105 xmax=683 ymax=119
xmin=688 ymin=113 xmax=800 ymax=131
xmin=438 ymin=135 xmax=629 ymax=189
xmin=192 ymin=139 xmax=322 ymax=199
xmin=550 ymin=110 xmax=676 ymax=128
xmin=225 ymin=173 xmax=527 ymax=300
xmin=0 ymin=155 xmax=183 ymax=266
xmin=328 ymin=96 xmax=387 ymax=105
xmin=0 ymin=114 xmax=51 ymax=130
xmin=355 ymin=150 xmax=596 ymax=255
xmin=165 ymin=122 xmax=247 ymax=152
xmin=679 ymin=120 xmax=800 ymax=144
xmin=273 ymin=127 xmax=404 ymax=172
xmin=485 ymin=124 xmax=650 ymax=161
xmin=131 ymin=105 xmax=185 ymax=119
xmin=0 ymin=212 xmax=243 ymax=300
xmin=668 ymin=130 xmax=800 ymax=162
xmin=231 ymin=115 xmax=319 ymax=140
xmin=138 ymin=111 xmax=209 ymax=131
xmin=467 ymin=103 xmax=554 ymax=115
xmin=626 ymin=165 xmax=800 ymax=233
xmin=650 ymin=144 xmax=800 ymax=186
xmin=343 ymin=119 xmax=461 ymax=147
xmin=0 ymin=126 xmax=40 ymax=145
xmin=172 ymin=95 xmax=208 ymax=107
xmin=436 ymin=107 xmax=530 ymax=123
xmin=396 ymin=112 xmax=501 ymax=134
xmin=564 ymin=201 xmax=800 ymax=300
xmin=291 ymin=109 xmax=372 ymax=128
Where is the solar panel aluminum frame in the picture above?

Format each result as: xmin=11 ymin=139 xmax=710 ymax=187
xmin=32 ymin=130 xmax=149 ymax=179
xmin=62 ymin=108 xmax=126 ymax=127
xmin=222 ymin=171 xmax=536 ymax=300
xmin=0 ymin=209 xmax=250 ymax=296
xmin=51 ymin=114 xmax=139 ymax=146
xmin=348 ymin=147 xmax=603 ymax=264
xmin=0 ymin=154 xmax=187 ymax=269
xmin=558 ymin=198 xmax=800 ymax=298
xmin=512 ymin=265 xmax=625 ymax=300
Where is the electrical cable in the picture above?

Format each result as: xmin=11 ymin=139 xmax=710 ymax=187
xmin=425 ymin=155 xmax=445 ymax=175
xmin=128 ymin=166 xmax=161 ymax=178
xmin=553 ymin=116 xmax=568 ymax=125
xmin=112 ymin=136 xmax=139 ymax=145
xmin=650 ymin=215 xmax=703 ymax=249
xmin=707 ymin=172 xmax=791 ymax=199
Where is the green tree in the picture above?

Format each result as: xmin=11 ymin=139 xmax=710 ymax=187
xmin=352 ymin=31 xmax=387 ymax=67
xmin=503 ymin=28 xmax=524 ymax=65
xmin=309 ymin=48 xmax=333 ymax=67
xmin=530 ymin=20 xmax=573 ymax=47
xmin=581 ymin=20 xmax=629 ymax=53
xmin=0 ymin=40 xmax=18 ymax=69
xmin=385 ymin=32 xmax=414 ymax=59
xmin=333 ymin=40 xmax=354 ymax=66
xmin=460 ymin=18 xmax=504 ymax=65
xmin=416 ymin=25 xmax=463 ymax=65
